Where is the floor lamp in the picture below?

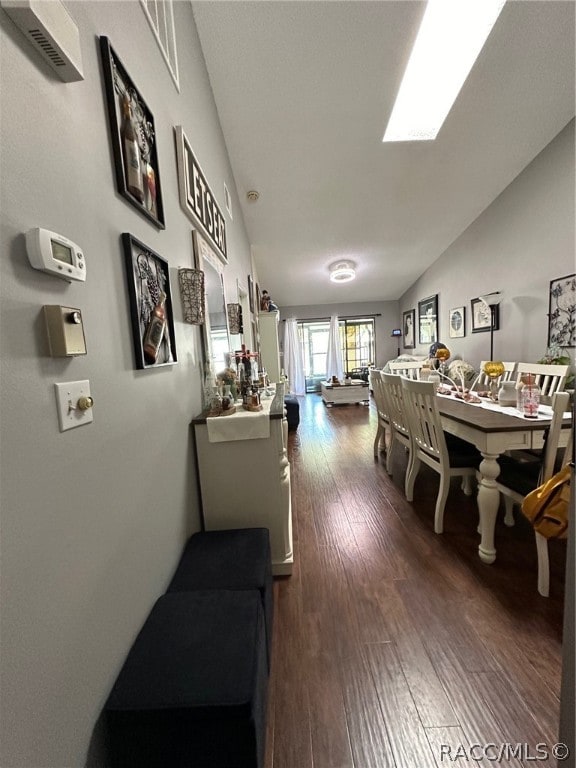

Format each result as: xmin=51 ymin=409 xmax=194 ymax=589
xmin=478 ymin=291 xmax=503 ymax=361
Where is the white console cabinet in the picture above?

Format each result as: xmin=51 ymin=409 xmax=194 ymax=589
xmin=258 ymin=311 xmax=281 ymax=383
xmin=191 ymin=385 xmax=293 ymax=575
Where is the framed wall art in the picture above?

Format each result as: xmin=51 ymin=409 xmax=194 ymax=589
xmin=548 ymin=273 xmax=576 ymax=347
xmin=121 ymin=233 xmax=177 ymax=369
xmin=403 ymin=309 xmax=416 ymax=349
xmin=174 ymin=125 xmax=228 ymax=264
xmin=449 ymin=306 xmax=465 ymax=338
xmin=100 ymin=37 xmax=165 ymax=228
xmin=471 ymin=297 xmax=499 ymax=333
xmin=418 ymin=295 xmax=438 ymax=345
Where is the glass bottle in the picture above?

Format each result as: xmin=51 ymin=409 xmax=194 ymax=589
xmin=143 ymin=292 xmax=166 ymax=364
xmin=143 ymin=160 xmax=157 ymax=216
xmin=222 ymin=384 xmax=234 ymax=411
xmin=121 ymin=95 xmax=144 ymax=203
xmin=203 ymin=364 xmax=214 ymax=410
xmin=210 ymin=386 xmax=223 ymax=416
xmin=520 ymin=373 xmax=540 ymax=419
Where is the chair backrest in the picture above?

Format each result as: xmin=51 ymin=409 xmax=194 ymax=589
xmin=474 ymin=361 xmax=516 ymax=389
xmin=382 ymin=373 xmax=410 ymax=440
xmin=541 ymin=391 xmax=571 ymax=482
xmin=400 ymin=377 xmax=447 ymax=465
xmin=515 ymin=362 xmax=569 ymax=398
xmin=371 ymin=369 xmax=389 ymax=421
xmin=388 ymin=360 xmax=423 ymax=379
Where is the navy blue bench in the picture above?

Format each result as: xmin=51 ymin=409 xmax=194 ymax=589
xmin=167 ymin=528 xmax=273 ymax=668
xmin=105 ymin=590 xmax=267 ymax=768
xmin=284 ymin=395 xmax=300 ymax=430
xmin=104 ymin=528 xmax=273 ymax=767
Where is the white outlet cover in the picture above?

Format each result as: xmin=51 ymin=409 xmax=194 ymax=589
xmin=54 ymin=380 xmax=93 ymax=432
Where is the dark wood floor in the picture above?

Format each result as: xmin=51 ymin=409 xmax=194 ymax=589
xmin=264 ymin=393 xmax=567 ymax=768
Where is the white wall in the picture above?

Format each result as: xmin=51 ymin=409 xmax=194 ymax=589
xmin=0 ymin=3 xmax=252 ymax=766
xmin=279 ymin=301 xmax=400 ymax=368
xmin=399 ymin=120 xmax=575 ymax=371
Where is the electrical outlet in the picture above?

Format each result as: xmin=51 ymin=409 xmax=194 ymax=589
xmin=54 ymin=380 xmax=93 ymax=432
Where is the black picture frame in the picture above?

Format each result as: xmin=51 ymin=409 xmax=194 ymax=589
xmin=548 ymin=273 xmax=576 ymax=347
xmin=100 ymin=37 xmax=165 ymax=228
xmin=403 ymin=309 xmax=416 ymax=349
xmin=121 ymin=233 xmax=177 ymax=369
xmin=449 ymin=306 xmax=466 ymax=338
xmin=471 ymin=297 xmax=499 ymax=333
xmin=418 ymin=295 xmax=438 ymax=345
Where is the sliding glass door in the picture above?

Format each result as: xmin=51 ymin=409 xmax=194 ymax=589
xmin=298 ymin=318 xmax=375 ymax=392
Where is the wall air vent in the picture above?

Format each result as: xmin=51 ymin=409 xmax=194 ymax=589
xmin=1 ymin=0 xmax=83 ymax=82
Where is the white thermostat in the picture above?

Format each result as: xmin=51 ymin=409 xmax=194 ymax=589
xmin=26 ymin=228 xmax=86 ymax=282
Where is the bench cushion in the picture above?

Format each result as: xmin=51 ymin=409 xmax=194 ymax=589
xmin=105 ymin=590 xmax=267 ymax=768
xmin=166 ymin=528 xmax=273 ymax=667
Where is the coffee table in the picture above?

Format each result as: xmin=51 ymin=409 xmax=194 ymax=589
xmin=321 ymin=381 xmax=369 ymax=406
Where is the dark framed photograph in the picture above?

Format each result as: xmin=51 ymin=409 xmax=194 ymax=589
xmin=403 ymin=309 xmax=416 ymax=349
xmin=248 ymin=274 xmax=254 ymax=313
xmin=121 ymin=233 xmax=177 ymax=369
xmin=100 ymin=37 xmax=165 ymax=228
xmin=548 ymin=273 xmax=576 ymax=347
xmin=175 ymin=126 xmax=228 ymax=264
xmin=418 ymin=295 xmax=438 ymax=345
xmin=449 ymin=306 xmax=465 ymax=338
xmin=471 ymin=297 xmax=499 ymax=333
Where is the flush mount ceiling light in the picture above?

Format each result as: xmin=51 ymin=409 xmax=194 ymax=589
xmin=246 ymin=190 xmax=260 ymax=202
xmin=383 ymin=0 xmax=506 ymax=142
xmin=329 ymin=260 xmax=356 ymax=283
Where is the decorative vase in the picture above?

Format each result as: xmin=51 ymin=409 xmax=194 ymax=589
xmin=222 ymin=384 xmax=234 ymax=411
xmin=209 ymin=386 xmax=223 ymax=416
xmin=497 ymin=381 xmax=516 ymax=407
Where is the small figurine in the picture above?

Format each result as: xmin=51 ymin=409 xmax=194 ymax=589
xmin=260 ymin=290 xmax=278 ymax=312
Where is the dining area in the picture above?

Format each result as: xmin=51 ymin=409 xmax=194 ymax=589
xmin=370 ymin=359 xmax=573 ymax=597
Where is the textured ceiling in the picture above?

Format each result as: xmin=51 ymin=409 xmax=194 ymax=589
xmin=192 ymin=0 xmax=575 ymax=307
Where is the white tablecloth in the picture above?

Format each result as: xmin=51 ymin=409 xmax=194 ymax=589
xmin=206 ymin=397 xmax=273 ymax=442
xmin=437 ymin=393 xmax=570 ymax=421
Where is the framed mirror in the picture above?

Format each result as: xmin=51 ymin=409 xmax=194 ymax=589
xmin=193 ymin=230 xmax=229 ymax=373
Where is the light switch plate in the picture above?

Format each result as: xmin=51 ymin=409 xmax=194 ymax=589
xmin=54 ymin=380 xmax=93 ymax=432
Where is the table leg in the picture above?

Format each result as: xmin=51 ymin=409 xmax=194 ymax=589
xmin=477 ymin=452 xmax=501 ymax=564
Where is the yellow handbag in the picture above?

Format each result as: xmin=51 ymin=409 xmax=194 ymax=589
xmin=521 ymin=463 xmax=572 ymax=539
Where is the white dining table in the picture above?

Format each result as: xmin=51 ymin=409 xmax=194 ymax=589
xmin=435 ymin=394 xmax=570 ymax=564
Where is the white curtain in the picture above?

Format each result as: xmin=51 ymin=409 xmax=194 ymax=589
xmin=283 ymin=319 xmax=306 ymax=395
xmin=325 ymin=315 xmax=344 ymax=382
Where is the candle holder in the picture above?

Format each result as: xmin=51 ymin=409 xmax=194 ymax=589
xmin=483 ymin=361 xmax=505 ymax=401
xmin=435 ymin=346 xmax=451 ymax=377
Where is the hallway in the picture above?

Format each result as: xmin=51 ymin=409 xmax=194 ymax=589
xmin=265 ymin=394 xmax=566 ymax=768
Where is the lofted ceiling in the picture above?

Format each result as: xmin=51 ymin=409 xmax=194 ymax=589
xmin=192 ymin=1 xmax=575 ymax=307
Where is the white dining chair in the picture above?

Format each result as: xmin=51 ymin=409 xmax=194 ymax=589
xmin=400 ymin=377 xmax=482 ymax=534
xmin=381 ymin=373 xmax=412 ymax=477
xmin=370 ymin=369 xmax=390 ymax=459
xmin=495 ymin=390 xmax=571 ymax=596
xmin=388 ymin=360 xmax=424 ymax=379
xmin=473 ymin=361 xmax=516 ymax=390
xmin=514 ymin=362 xmax=569 ymax=399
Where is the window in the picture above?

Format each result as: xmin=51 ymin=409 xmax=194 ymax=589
xmin=298 ymin=318 xmax=376 ymax=392
xmin=140 ymin=0 xmax=180 ymax=91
